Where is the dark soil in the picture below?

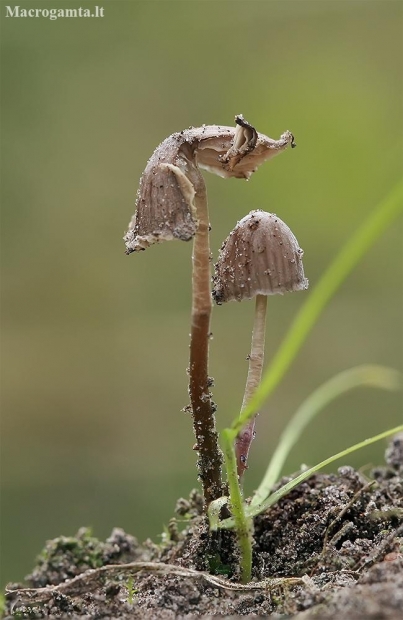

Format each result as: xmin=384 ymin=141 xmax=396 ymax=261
xmin=4 ymin=436 xmax=403 ymax=619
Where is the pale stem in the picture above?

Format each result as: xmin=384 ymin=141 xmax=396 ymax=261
xmin=235 ymin=294 xmax=267 ymax=479
xmin=189 ymin=186 xmax=223 ymax=505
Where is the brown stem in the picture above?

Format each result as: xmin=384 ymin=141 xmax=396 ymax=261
xmin=189 ymin=185 xmax=223 ymax=505
xmin=235 ymin=294 xmax=267 ymax=479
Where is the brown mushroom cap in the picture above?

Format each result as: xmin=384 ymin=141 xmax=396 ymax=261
xmin=212 ymin=210 xmax=308 ymax=304
xmin=124 ymin=117 xmax=295 ymax=254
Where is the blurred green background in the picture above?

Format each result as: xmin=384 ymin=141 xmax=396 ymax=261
xmin=1 ymin=0 xmax=402 ymax=587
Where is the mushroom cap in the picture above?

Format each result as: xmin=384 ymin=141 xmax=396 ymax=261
xmin=124 ymin=117 xmax=295 ymax=254
xmin=212 ymin=210 xmax=308 ymax=304
xmin=124 ymin=143 xmax=201 ymax=252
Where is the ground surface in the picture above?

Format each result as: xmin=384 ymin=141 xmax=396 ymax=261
xmin=4 ymin=436 xmax=403 ymax=619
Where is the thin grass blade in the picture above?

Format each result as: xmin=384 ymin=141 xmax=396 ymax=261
xmin=219 ymin=425 xmax=403 ymax=529
xmin=251 ymin=365 xmax=401 ymax=508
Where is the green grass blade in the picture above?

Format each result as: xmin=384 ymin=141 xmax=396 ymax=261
xmin=250 ymin=365 xmax=401 ymax=508
xmin=219 ymin=425 xmax=403 ymax=529
xmin=230 ymin=181 xmax=403 ymax=438
xmin=247 ymin=424 xmax=403 ymax=519
xmin=221 ymin=428 xmax=253 ymax=583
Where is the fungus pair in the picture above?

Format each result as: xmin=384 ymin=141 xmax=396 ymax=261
xmin=124 ymin=115 xmax=301 ymax=506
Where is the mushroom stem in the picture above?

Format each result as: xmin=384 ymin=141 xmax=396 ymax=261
xmin=235 ymin=294 xmax=268 ymax=479
xmin=189 ymin=186 xmax=223 ymax=505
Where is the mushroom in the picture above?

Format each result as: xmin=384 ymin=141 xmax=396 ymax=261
xmin=124 ymin=118 xmax=295 ymax=506
xmin=213 ymin=210 xmax=308 ymax=479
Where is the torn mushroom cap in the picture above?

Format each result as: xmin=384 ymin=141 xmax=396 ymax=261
xmin=124 ymin=115 xmax=295 ymax=253
xmin=212 ymin=210 xmax=308 ymax=304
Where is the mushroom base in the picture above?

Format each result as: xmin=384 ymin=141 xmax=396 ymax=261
xmin=6 ymin=436 xmax=403 ymax=619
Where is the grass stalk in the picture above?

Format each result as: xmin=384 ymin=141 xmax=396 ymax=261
xmin=221 ymin=428 xmax=252 ymax=583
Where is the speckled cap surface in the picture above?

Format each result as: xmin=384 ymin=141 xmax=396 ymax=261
xmin=124 ymin=117 xmax=295 ymax=254
xmin=213 ymin=210 xmax=308 ymax=304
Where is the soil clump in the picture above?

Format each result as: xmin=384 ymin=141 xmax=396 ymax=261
xmin=4 ymin=436 xmax=403 ymax=619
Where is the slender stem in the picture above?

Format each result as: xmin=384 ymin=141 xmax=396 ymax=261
xmin=189 ymin=186 xmax=223 ymax=505
xmin=235 ymin=295 xmax=267 ymax=478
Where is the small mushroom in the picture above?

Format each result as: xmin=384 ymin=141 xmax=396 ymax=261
xmin=124 ymin=117 xmax=296 ymax=507
xmin=213 ymin=210 xmax=308 ymax=479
